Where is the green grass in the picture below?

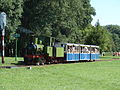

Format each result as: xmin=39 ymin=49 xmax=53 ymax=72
xmin=0 ymin=55 xmax=119 ymax=66
xmin=0 ymin=56 xmax=119 ymax=66
xmin=100 ymin=56 xmax=120 ymax=60
xmin=0 ymin=60 xmax=120 ymax=90
xmin=0 ymin=57 xmax=24 ymax=66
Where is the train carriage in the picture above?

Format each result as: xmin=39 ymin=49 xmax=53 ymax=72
xmin=90 ymin=45 xmax=100 ymax=61
xmin=80 ymin=44 xmax=91 ymax=61
xmin=57 ymin=43 xmax=100 ymax=61
xmin=63 ymin=43 xmax=80 ymax=61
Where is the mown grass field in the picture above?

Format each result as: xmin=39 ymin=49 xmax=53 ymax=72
xmin=0 ymin=56 xmax=120 ymax=90
xmin=0 ymin=55 xmax=120 ymax=66
xmin=0 ymin=57 xmax=24 ymax=66
xmin=100 ymin=56 xmax=120 ymax=60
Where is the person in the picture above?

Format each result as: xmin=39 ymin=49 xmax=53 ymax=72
xmin=67 ymin=46 xmax=72 ymax=53
xmin=82 ymin=47 xmax=89 ymax=53
xmin=95 ymin=48 xmax=98 ymax=53
xmin=72 ymin=46 xmax=75 ymax=53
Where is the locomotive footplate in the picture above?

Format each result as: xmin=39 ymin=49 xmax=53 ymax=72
xmin=24 ymin=54 xmax=48 ymax=65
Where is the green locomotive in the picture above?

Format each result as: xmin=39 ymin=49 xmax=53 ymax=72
xmin=24 ymin=36 xmax=64 ymax=65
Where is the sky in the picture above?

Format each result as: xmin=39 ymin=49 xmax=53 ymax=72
xmin=91 ymin=0 xmax=120 ymax=26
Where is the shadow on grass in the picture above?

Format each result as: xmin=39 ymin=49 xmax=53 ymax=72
xmin=11 ymin=61 xmax=25 ymax=65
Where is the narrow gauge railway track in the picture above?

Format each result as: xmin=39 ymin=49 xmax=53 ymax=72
xmin=0 ymin=59 xmax=120 ymax=69
xmin=0 ymin=64 xmax=50 ymax=69
xmin=96 ymin=59 xmax=120 ymax=61
xmin=0 ymin=65 xmax=34 ymax=69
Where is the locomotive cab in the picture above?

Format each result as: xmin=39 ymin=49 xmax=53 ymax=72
xmin=24 ymin=37 xmax=46 ymax=65
xmin=24 ymin=36 xmax=56 ymax=65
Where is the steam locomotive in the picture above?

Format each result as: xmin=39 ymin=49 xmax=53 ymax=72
xmin=24 ymin=36 xmax=100 ymax=65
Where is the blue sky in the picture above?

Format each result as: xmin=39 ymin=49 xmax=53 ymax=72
xmin=91 ymin=0 xmax=120 ymax=26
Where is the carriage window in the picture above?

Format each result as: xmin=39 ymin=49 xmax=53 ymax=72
xmin=75 ymin=46 xmax=80 ymax=53
xmin=67 ymin=45 xmax=80 ymax=53
xmin=67 ymin=46 xmax=73 ymax=53
xmin=91 ymin=47 xmax=99 ymax=53
xmin=91 ymin=48 xmax=95 ymax=53
xmin=73 ymin=46 xmax=79 ymax=53
xmin=81 ymin=47 xmax=90 ymax=53
xmin=95 ymin=48 xmax=99 ymax=54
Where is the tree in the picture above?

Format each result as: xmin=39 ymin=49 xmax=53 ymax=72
xmin=112 ymin=33 xmax=120 ymax=51
xmin=105 ymin=25 xmax=120 ymax=51
xmin=22 ymin=0 xmax=95 ymax=43
xmin=85 ymin=21 xmax=113 ymax=52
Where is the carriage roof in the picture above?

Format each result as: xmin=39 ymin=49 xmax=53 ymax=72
xmin=55 ymin=43 xmax=99 ymax=48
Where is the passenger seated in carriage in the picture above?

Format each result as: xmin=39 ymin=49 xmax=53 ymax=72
xmin=82 ymin=47 xmax=90 ymax=53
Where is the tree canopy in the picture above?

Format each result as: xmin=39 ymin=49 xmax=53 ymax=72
xmin=105 ymin=25 xmax=120 ymax=51
xmin=85 ymin=21 xmax=113 ymax=52
xmin=22 ymin=0 xmax=95 ymax=42
xmin=0 ymin=0 xmax=23 ymax=35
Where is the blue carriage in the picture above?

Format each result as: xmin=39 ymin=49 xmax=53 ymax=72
xmin=61 ymin=43 xmax=100 ymax=61
xmin=64 ymin=43 xmax=80 ymax=61
xmin=90 ymin=45 xmax=100 ymax=61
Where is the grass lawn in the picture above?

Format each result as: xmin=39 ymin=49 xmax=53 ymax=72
xmin=0 ymin=57 xmax=24 ymax=66
xmin=100 ymin=56 xmax=120 ymax=60
xmin=0 ymin=55 xmax=120 ymax=66
xmin=0 ymin=60 xmax=120 ymax=90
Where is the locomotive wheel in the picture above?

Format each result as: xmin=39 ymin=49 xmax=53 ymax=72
xmin=37 ymin=57 xmax=46 ymax=65
xmin=36 ymin=60 xmax=45 ymax=65
xmin=41 ymin=59 xmax=46 ymax=65
xmin=36 ymin=62 xmax=40 ymax=65
xmin=48 ymin=62 xmax=51 ymax=64
xmin=41 ymin=62 xmax=45 ymax=65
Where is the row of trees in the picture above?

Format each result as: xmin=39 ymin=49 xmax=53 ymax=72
xmin=0 ymin=0 xmax=119 ymax=56
xmin=105 ymin=25 xmax=120 ymax=52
